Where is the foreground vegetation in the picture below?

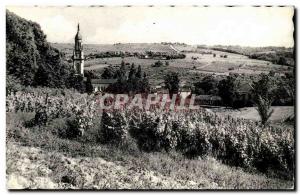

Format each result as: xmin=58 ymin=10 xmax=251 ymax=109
xmin=7 ymin=111 xmax=294 ymax=189
xmin=6 ymin=87 xmax=295 ymax=189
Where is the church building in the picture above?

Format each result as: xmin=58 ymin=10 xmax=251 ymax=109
xmin=72 ymin=23 xmax=84 ymax=76
xmin=72 ymin=24 xmax=116 ymax=92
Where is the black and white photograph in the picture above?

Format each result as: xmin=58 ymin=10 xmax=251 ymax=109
xmin=5 ymin=5 xmax=295 ymax=190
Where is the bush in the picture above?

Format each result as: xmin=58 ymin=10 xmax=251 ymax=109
xmin=7 ymin=91 xmax=294 ymax=179
xmin=129 ymin=112 xmax=161 ymax=152
xmin=99 ymin=111 xmax=129 ymax=145
xmin=152 ymin=61 xmax=163 ymax=67
xmin=43 ymin=116 xmax=84 ymax=139
xmin=116 ymin=109 xmax=294 ymax=178
xmin=6 ymin=75 xmax=23 ymax=95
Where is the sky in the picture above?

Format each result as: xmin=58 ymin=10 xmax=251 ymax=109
xmin=7 ymin=6 xmax=294 ymax=47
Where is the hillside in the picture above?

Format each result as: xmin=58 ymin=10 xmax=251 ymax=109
xmin=51 ymin=43 xmax=176 ymax=58
xmin=195 ymin=45 xmax=295 ymax=67
xmin=7 ymin=142 xmax=293 ymax=189
xmin=6 ymin=10 xmax=73 ymax=87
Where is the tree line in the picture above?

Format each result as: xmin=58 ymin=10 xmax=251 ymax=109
xmin=6 ymin=10 xmax=79 ymax=91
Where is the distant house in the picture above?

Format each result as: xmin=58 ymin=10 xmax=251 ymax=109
xmin=151 ymin=86 xmax=169 ymax=94
xmin=91 ymin=79 xmax=117 ymax=92
xmin=139 ymin=54 xmax=149 ymax=59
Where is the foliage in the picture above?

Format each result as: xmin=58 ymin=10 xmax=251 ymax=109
xmin=6 ymin=10 xmax=73 ymax=88
xmin=85 ymin=75 xmax=94 ymax=94
xmin=6 ymin=90 xmax=97 ymax=138
xmin=6 ymin=75 xmax=23 ymax=95
xmin=218 ymin=75 xmax=238 ymax=107
xmin=68 ymin=74 xmax=85 ymax=92
xmin=193 ymin=75 xmax=219 ymax=95
xmin=100 ymin=111 xmax=129 ymax=145
xmin=101 ymin=66 xmax=116 ymax=79
xmin=152 ymin=60 xmax=164 ymax=67
xmin=6 ymin=91 xmax=295 ymax=179
xmin=102 ymin=108 xmax=294 ymax=178
xmin=249 ymin=52 xmax=294 ymax=66
xmin=251 ymin=73 xmax=276 ymax=126
xmin=106 ymin=63 xmax=150 ymax=94
xmin=277 ymin=72 xmax=295 ymax=105
xmin=164 ymin=72 xmax=180 ymax=95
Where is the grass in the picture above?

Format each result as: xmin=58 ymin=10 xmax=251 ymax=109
xmin=209 ymin=106 xmax=294 ymax=123
xmin=6 ymin=112 xmax=294 ymax=189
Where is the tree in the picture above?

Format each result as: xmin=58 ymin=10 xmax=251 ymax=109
xmin=136 ymin=65 xmax=142 ymax=78
xmin=194 ymin=75 xmax=219 ymax=95
xmin=281 ymin=72 xmax=295 ymax=103
xmin=278 ymin=56 xmax=287 ymax=65
xmin=141 ymin=72 xmax=150 ymax=94
xmin=164 ymin=72 xmax=180 ymax=94
xmin=68 ymin=74 xmax=85 ymax=93
xmin=218 ymin=75 xmax=237 ymax=107
xmin=152 ymin=60 xmax=163 ymax=67
xmin=106 ymin=62 xmax=150 ymax=94
xmin=85 ymin=75 xmax=94 ymax=94
xmin=251 ymin=73 xmax=276 ymax=126
xmin=101 ymin=66 xmax=115 ymax=79
xmin=128 ymin=63 xmax=136 ymax=81
xmin=6 ymin=10 xmax=73 ymax=88
xmin=6 ymin=74 xmax=23 ymax=95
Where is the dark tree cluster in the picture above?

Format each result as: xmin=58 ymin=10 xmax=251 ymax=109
xmin=105 ymin=63 xmax=150 ymax=94
xmin=6 ymin=10 xmax=74 ymax=88
xmin=164 ymin=72 xmax=180 ymax=95
xmin=145 ymin=51 xmax=186 ymax=60
xmin=193 ymin=75 xmax=219 ymax=95
xmin=85 ymin=51 xmax=133 ymax=59
xmin=249 ymin=52 xmax=294 ymax=66
xmin=193 ymin=72 xmax=294 ymax=109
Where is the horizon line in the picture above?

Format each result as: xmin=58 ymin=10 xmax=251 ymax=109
xmin=50 ymin=42 xmax=294 ymax=49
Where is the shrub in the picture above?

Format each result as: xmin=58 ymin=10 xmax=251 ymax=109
xmin=129 ymin=112 xmax=161 ymax=152
xmin=99 ymin=111 xmax=129 ymax=145
xmin=7 ymin=91 xmax=294 ymax=179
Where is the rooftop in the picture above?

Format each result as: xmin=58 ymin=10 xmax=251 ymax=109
xmin=91 ymin=79 xmax=117 ymax=84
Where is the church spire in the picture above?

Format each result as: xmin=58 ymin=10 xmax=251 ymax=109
xmin=73 ymin=23 xmax=84 ymax=76
xmin=75 ymin=23 xmax=82 ymax=40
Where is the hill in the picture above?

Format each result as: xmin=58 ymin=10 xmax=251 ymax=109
xmin=51 ymin=43 xmax=177 ymax=58
xmin=195 ymin=45 xmax=295 ymax=67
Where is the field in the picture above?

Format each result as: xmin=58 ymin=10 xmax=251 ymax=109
xmin=209 ymin=106 xmax=294 ymax=123
xmin=52 ymin=43 xmax=176 ymax=57
xmin=52 ymin=43 xmax=293 ymax=86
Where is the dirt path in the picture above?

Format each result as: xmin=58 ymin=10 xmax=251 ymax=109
xmin=169 ymin=45 xmax=181 ymax=53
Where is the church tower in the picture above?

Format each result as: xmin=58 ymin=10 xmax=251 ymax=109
xmin=73 ymin=23 xmax=84 ymax=76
